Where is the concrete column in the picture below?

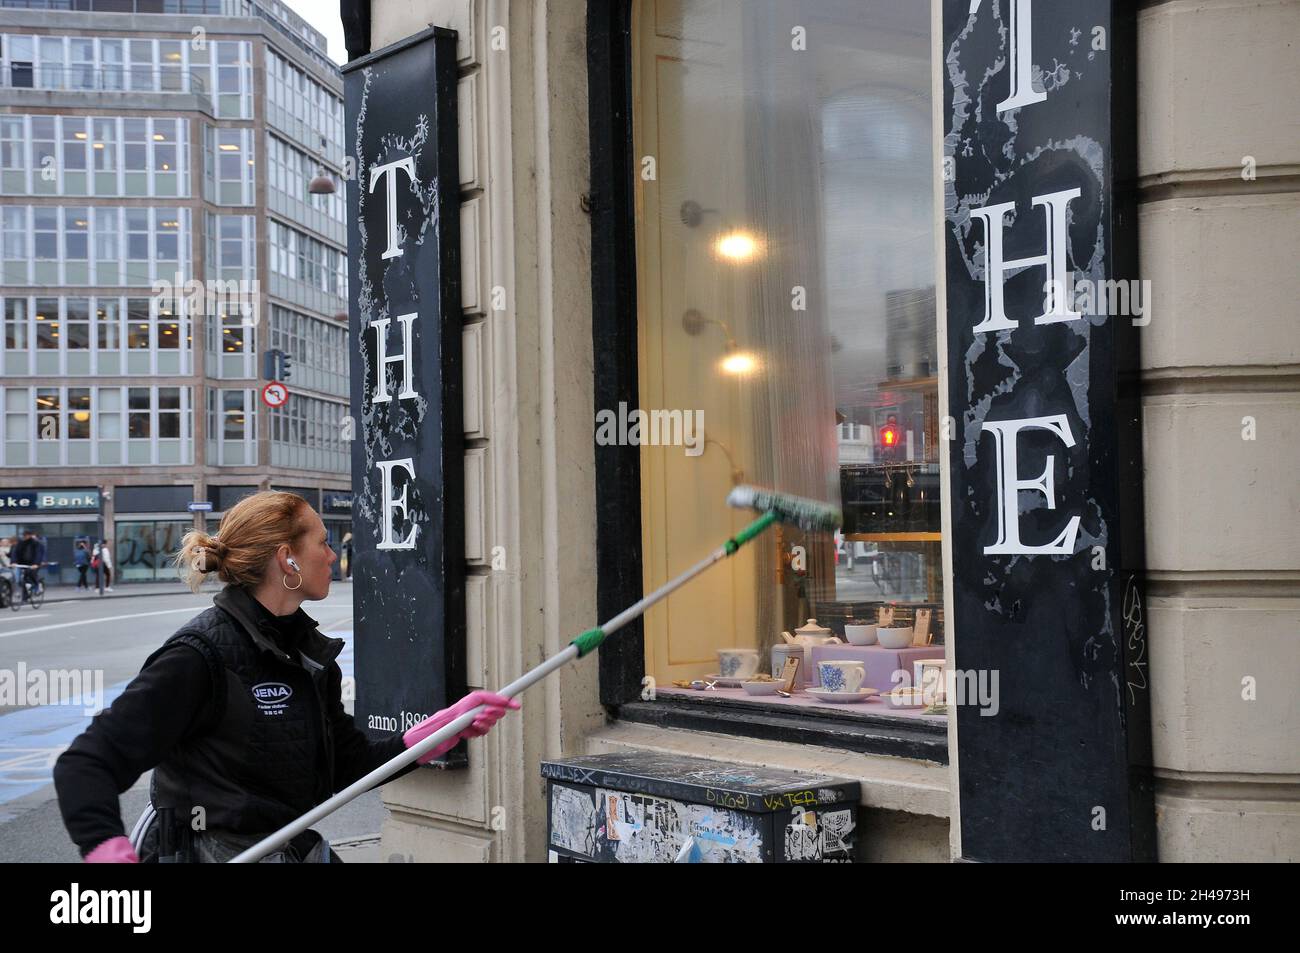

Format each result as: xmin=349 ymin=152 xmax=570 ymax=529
xmin=1137 ymin=0 xmax=1300 ymax=862
xmin=370 ymin=0 xmax=601 ymax=862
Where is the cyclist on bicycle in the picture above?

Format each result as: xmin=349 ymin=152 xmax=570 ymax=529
xmin=13 ymin=529 xmax=45 ymax=596
xmin=0 ymin=536 xmax=12 ymax=606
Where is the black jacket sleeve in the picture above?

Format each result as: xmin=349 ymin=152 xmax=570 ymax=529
xmin=323 ymin=659 xmax=420 ymax=792
xmin=53 ymin=644 xmax=214 ymax=857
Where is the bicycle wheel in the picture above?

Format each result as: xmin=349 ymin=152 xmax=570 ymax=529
xmin=30 ymin=582 xmax=44 ymax=609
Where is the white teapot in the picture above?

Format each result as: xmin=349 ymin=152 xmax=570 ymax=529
xmin=780 ymin=618 xmax=843 ymax=671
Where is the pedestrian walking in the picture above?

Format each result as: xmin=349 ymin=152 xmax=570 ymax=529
xmin=74 ymin=541 xmax=90 ymax=590
xmin=53 ymin=490 xmax=518 ymax=863
xmin=99 ymin=541 xmax=114 ymax=591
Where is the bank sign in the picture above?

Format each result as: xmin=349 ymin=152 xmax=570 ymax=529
xmin=943 ymin=0 xmax=1154 ymax=861
xmin=0 ymin=490 xmax=99 ymax=512
xmin=342 ymin=28 xmax=467 ymax=753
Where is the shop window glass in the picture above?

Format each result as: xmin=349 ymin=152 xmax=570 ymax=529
xmin=631 ymin=0 xmax=941 ymax=715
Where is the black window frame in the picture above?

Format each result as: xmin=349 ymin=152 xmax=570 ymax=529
xmin=584 ymin=0 xmax=945 ymax=764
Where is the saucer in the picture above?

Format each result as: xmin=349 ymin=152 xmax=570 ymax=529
xmin=805 ymin=687 xmax=879 ymax=704
xmin=704 ymin=674 xmax=747 ymax=688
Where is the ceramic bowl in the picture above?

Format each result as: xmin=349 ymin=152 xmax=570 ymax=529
xmin=844 ymin=623 xmax=877 ymax=646
xmin=876 ymin=626 xmax=914 ymax=649
xmin=741 ymin=680 xmax=782 ymax=696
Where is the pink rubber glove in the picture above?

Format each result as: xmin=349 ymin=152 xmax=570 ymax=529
xmin=403 ymin=690 xmax=520 ymax=764
xmin=85 ymin=836 xmax=139 ymax=863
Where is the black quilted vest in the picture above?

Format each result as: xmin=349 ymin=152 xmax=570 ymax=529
xmin=146 ymin=585 xmax=345 ymax=837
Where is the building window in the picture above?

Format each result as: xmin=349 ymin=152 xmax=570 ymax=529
xmin=33 ymin=207 xmax=57 ymax=259
xmin=211 ymin=127 xmax=254 ymax=205
xmin=64 ymin=208 xmax=89 ymax=265
xmin=158 ymin=386 xmax=181 ymax=438
xmin=68 ymin=388 xmax=91 ymax=440
xmin=65 ymin=297 xmax=90 ymax=351
xmin=34 ymin=297 xmax=57 ymax=350
xmin=3 ymin=297 xmax=26 ymax=351
xmin=127 ymin=298 xmax=151 ymax=350
xmin=208 ymin=387 xmax=256 ymax=466
xmin=3 ymin=386 xmax=30 ymax=466
xmin=628 ymin=0 xmax=941 ymax=717
xmin=35 ymin=387 xmax=60 ymax=439
xmin=128 ymin=387 xmax=151 ymax=439
xmin=116 ymin=520 xmax=193 ymax=582
xmin=97 ymin=299 xmax=121 ymax=352
xmin=100 ymin=38 xmax=124 ymax=91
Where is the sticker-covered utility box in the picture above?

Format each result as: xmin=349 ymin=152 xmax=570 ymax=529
xmin=541 ymin=753 xmax=860 ymax=863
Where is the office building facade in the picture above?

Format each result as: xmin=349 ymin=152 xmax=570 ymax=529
xmin=0 ymin=0 xmax=352 ymax=582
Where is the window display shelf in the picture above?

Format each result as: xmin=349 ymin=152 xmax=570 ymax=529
xmin=844 ymin=532 xmax=941 ymax=543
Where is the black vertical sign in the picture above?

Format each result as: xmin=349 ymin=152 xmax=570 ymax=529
xmin=942 ymin=1 xmax=1155 ymax=860
xmin=342 ymin=28 xmax=465 ymax=757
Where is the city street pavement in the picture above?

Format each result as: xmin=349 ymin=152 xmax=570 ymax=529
xmin=34 ymin=576 xmax=353 ymax=604
xmin=0 ymin=582 xmax=387 ymax=862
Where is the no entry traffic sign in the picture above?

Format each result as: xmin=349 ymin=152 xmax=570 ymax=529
xmin=261 ymin=381 xmax=289 ymax=408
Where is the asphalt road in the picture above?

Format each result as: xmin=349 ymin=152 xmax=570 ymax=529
xmin=0 ymin=583 xmax=386 ymax=862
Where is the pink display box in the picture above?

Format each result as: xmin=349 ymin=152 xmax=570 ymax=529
xmin=808 ymin=644 xmax=945 ymax=691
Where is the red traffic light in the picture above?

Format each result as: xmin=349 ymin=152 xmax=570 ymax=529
xmin=880 ymin=416 xmax=900 ymax=449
